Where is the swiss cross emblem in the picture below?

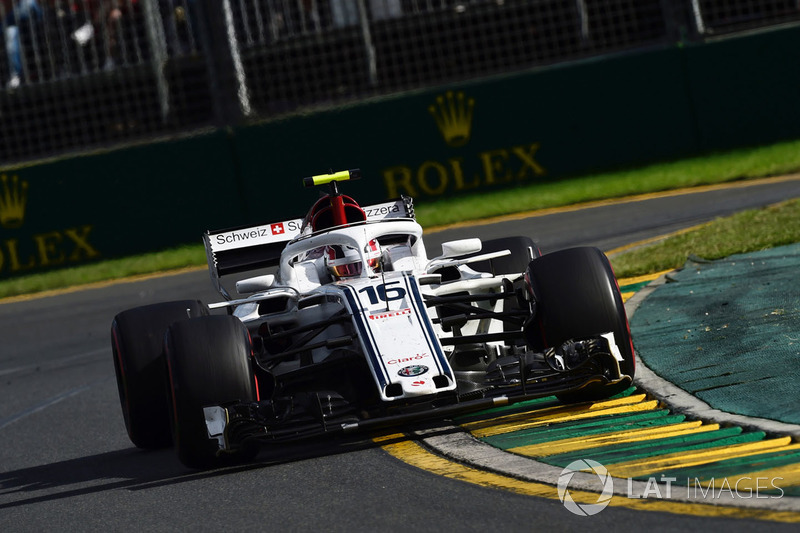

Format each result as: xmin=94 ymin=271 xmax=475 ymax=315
xmin=271 ymin=223 xmax=285 ymax=235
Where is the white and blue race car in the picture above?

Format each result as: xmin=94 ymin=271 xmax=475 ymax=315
xmin=111 ymin=170 xmax=634 ymax=468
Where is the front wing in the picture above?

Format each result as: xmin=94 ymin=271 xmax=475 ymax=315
xmin=203 ymin=346 xmax=631 ymax=453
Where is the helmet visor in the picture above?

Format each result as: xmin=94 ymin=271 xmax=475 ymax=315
xmin=331 ymin=261 xmax=363 ymax=278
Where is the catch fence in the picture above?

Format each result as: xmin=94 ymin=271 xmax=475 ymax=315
xmin=0 ymin=0 xmax=796 ymax=165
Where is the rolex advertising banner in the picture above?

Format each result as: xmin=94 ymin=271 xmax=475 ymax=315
xmin=0 ymin=131 xmax=242 ymax=280
xmin=232 ymin=47 xmax=695 ymax=221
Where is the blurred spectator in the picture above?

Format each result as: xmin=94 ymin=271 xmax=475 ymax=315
xmin=96 ymin=0 xmax=135 ymax=68
xmin=2 ymin=0 xmax=43 ymax=87
xmin=330 ymin=0 xmax=356 ymax=27
xmin=71 ymin=0 xmax=142 ymax=69
xmin=161 ymin=0 xmax=200 ymax=55
xmin=331 ymin=0 xmax=401 ymax=28
xmin=370 ymin=0 xmax=402 ymax=21
xmin=258 ymin=0 xmax=324 ymax=41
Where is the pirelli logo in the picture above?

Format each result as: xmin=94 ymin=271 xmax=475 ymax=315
xmin=368 ymin=308 xmax=412 ymax=320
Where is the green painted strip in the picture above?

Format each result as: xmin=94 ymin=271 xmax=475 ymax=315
xmin=452 ymin=396 xmax=560 ymax=423
xmin=453 ymin=387 xmax=638 ymax=423
xmin=650 ymin=448 xmax=800 ymax=484
xmin=541 ymin=428 xmax=760 ymax=468
xmin=482 ymin=409 xmax=675 ymax=446
xmin=619 ymin=280 xmax=652 ymax=292
xmin=780 ymin=486 xmax=800 ymax=497
xmin=483 ymin=412 xmax=685 ymax=450
xmin=529 ymin=408 xmax=674 ymax=432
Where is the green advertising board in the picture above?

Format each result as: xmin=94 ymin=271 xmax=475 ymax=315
xmin=0 ymin=130 xmax=243 ymax=279
xmin=232 ymin=46 xmax=697 ymax=223
xmin=684 ymin=25 xmax=800 ymax=151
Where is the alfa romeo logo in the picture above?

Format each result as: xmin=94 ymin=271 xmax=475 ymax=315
xmin=557 ymin=459 xmax=614 ymax=516
xmin=398 ymin=365 xmax=428 ymax=377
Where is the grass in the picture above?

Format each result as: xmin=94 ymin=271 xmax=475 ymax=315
xmin=0 ymin=245 xmax=207 ymax=299
xmin=2 ymin=139 xmax=800 ymax=300
xmin=609 ymin=198 xmax=800 ymax=278
xmin=413 ymin=139 xmax=800 ymax=227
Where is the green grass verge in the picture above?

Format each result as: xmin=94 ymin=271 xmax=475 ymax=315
xmin=0 ymin=245 xmax=206 ymax=299
xmin=2 ymin=139 xmax=800 ymax=300
xmin=413 ymin=138 xmax=800 ymax=226
xmin=609 ymin=198 xmax=800 ymax=278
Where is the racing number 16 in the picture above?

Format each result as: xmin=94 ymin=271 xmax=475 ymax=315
xmin=359 ymin=282 xmax=406 ymax=304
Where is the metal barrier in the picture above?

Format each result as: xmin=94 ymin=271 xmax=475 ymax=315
xmin=0 ymin=0 xmax=797 ymax=167
xmin=689 ymin=0 xmax=800 ymax=35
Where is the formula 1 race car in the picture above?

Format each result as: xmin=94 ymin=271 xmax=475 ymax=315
xmin=111 ymin=170 xmax=634 ymax=468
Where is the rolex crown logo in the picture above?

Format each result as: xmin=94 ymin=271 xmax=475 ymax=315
xmin=0 ymin=174 xmax=28 ymax=229
xmin=428 ymin=91 xmax=475 ymax=147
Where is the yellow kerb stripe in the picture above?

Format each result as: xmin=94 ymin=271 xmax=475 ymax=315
xmin=464 ymin=396 xmax=659 ymax=439
xmin=462 ymin=394 xmax=649 ymax=431
xmin=377 ymin=435 xmax=800 ymax=523
xmin=509 ymin=421 xmax=718 ymax=457
xmin=607 ymin=438 xmax=800 ymax=479
xmin=693 ymin=463 xmax=800 ymax=493
xmin=617 ymin=271 xmax=672 ymax=286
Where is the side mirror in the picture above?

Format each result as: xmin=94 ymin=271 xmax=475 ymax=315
xmin=440 ymin=238 xmax=482 ymax=258
xmin=236 ymin=274 xmax=276 ymax=294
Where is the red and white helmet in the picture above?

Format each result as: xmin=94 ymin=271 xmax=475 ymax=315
xmin=325 ymin=240 xmax=381 ymax=279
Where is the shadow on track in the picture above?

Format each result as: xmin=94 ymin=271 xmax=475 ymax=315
xmin=0 ymin=430 xmax=428 ymax=510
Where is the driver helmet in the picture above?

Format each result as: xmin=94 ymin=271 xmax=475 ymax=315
xmin=325 ymin=240 xmax=381 ymax=279
xmin=304 ymin=194 xmax=366 ymax=233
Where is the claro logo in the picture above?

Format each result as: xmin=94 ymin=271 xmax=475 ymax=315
xmin=382 ymin=90 xmax=546 ymax=198
xmin=387 ymin=353 xmax=430 ymax=365
xmin=0 ymin=175 xmax=100 ymax=274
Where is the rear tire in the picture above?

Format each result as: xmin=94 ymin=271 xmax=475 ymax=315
xmin=524 ymin=247 xmax=634 ymax=401
xmin=111 ymin=300 xmax=208 ymax=449
xmin=165 ymin=315 xmax=257 ymax=469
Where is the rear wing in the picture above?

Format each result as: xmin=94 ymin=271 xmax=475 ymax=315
xmin=204 ymin=196 xmax=415 ymax=298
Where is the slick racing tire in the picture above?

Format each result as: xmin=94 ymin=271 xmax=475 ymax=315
xmin=165 ymin=315 xmax=257 ymax=469
xmin=524 ymin=247 xmax=634 ymax=401
xmin=111 ymin=300 xmax=208 ymax=449
xmin=470 ymin=236 xmax=541 ymax=275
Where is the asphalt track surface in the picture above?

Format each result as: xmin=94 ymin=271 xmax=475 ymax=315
xmin=1 ymin=176 xmax=800 ymax=532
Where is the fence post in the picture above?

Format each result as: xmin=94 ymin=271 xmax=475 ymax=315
xmin=657 ymin=0 xmax=700 ymax=43
xmin=356 ymin=0 xmax=377 ymax=87
xmin=194 ymin=0 xmax=250 ymax=126
xmin=141 ymin=0 xmax=171 ymax=121
xmin=688 ymin=0 xmax=707 ymax=36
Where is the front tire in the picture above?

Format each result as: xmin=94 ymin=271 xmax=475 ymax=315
xmin=111 ymin=300 xmax=208 ymax=449
xmin=165 ymin=315 xmax=257 ymax=469
xmin=524 ymin=247 xmax=634 ymax=401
